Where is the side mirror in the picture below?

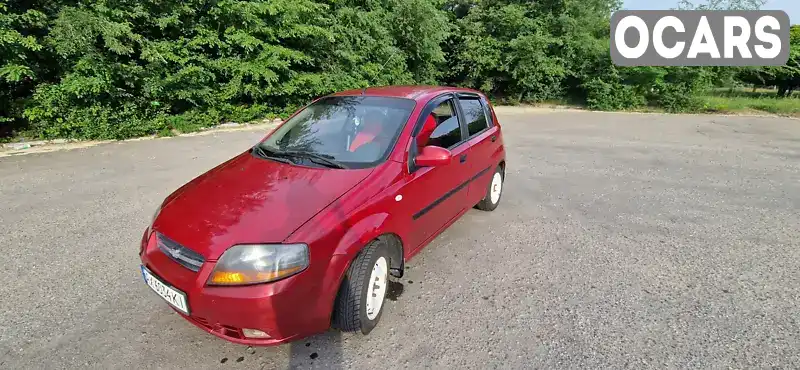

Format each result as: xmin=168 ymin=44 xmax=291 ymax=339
xmin=415 ymin=146 xmax=452 ymax=167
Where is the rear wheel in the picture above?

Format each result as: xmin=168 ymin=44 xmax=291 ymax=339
xmin=332 ymin=239 xmax=390 ymax=334
xmin=475 ymin=165 xmax=504 ymax=211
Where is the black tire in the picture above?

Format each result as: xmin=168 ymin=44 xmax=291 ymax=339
xmin=475 ymin=165 xmax=504 ymax=211
xmin=332 ymin=238 xmax=390 ymax=335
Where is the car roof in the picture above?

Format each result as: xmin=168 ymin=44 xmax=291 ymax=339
xmin=327 ymin=85 xmax=484 ymax=102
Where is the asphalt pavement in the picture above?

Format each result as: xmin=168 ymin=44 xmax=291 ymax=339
xmin=1 ymin=108 xmax=799 ymax=369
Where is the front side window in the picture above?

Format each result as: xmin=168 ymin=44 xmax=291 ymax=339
xmin=419 ymin=99 xmax=462 ymax=149
xmin=255 ymin=96 xmax=415 ymax=168
xmin=460 ymin=97 xmax=489 ymax=137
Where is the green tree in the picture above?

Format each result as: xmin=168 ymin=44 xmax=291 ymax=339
xmin=0 ymin=0 xmax=51 ymax=134
xmin=1 ymin=0 xmax=794 ymax=140
xmin=736 ymin=25 xmax=800 ymax=97
xmin=676 ymin=0 xmax=767 ymax=10
xmin=445 ymin=0 xmax=620 ymax=103
xmin=19 ymin=0 xmax=451 ymax=139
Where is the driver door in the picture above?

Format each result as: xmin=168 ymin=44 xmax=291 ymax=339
xmin=397 ymin=95 xmax=472 ymax=254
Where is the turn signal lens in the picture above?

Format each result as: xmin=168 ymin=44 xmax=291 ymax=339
xmin=207 ymin=244 xmax=308 ymax=286
xmin=208 ymin=267 xmax=303 ymax=285
xmin=209 ymin=271 xmax=245 ymax=284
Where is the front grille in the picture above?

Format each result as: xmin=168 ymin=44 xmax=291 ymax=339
xmin=156 ymin=232 xmax=205 ymax=272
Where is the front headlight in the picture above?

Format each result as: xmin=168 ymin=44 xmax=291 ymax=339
xmin=207 ymin=244 xmax=309 ymax=286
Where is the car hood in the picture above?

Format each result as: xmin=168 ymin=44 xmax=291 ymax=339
xmin=152 ymin=151 xmax=373 ymax=260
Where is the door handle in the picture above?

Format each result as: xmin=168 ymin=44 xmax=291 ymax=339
xmin=491 ymin=135 xmax=497 ymax=142
xmin=459 ymin=154 xmax=467 ymax=163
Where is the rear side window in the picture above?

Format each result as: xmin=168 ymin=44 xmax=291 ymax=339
xmin=460 ymin=97 xmax=489 ymax=137
xmin=427 ymin=100 xmax=462 ymax=148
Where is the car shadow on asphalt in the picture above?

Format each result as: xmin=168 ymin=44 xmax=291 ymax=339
xmin=282 ymin=280 xmax=405 ymax=369
xmin=286 ymin=330 xmax=346 ymax=369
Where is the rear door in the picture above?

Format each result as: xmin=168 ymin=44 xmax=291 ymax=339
xmin=399 ymin=94 xmax=472 ymax=253
xmin=456 ymin=93 xmax=502 ymax=205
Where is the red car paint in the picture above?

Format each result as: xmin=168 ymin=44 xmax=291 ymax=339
xmin=139 ymin=85 xmax=506 ymax=345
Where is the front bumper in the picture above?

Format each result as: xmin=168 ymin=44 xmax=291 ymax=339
xmin=138 ymin=231 xmax=341 ymax=346
xmin=176 ymin=307 xmax=301 ymax=346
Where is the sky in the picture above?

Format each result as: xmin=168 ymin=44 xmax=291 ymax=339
xmin=622 ymin=0 xmax=800 ymax=24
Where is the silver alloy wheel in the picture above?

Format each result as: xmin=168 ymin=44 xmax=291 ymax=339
xmin=490 ymin=172 xmax=503 ymax=204
xmin=365 ymin=256 xmax=388 ymax=320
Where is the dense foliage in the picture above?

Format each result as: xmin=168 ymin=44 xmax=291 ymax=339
xmin=1 ymin=0 xmax=798 ymax=139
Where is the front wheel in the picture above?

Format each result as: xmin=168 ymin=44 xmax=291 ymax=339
xmin=475 ymin=165 xmax=504 ymax=211
xmin=332 ymin=239 xmax=390 ymax=335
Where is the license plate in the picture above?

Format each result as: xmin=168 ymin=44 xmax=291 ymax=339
xmin=141 ymin=265 xmax=190 ymax=315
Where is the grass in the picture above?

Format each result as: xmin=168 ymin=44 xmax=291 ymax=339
xmin=517 ymin=87 xmax=800 ymax=118
xmin=698 ymin=87 xmax=800 ymax=117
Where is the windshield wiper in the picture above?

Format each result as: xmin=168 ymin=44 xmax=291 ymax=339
xmin=252 ymin=145 xmax=294 ymax=165
xmin=253 ymin=146 xmax=347 ymax=169
xmin=281 ymin=150 xmax=347 ymax=169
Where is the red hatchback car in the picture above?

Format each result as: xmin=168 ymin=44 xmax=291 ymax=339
xmin=139 ymin=85 xmax=506 ymax=345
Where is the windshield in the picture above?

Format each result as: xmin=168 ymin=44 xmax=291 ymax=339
xmin=255 ymin=96 xmax=416 ymax=169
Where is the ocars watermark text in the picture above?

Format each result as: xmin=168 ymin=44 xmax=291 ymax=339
xmin=611 ymin=10 xmax=790 ymax=66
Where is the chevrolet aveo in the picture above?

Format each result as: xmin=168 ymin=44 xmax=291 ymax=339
xmin=139 ymin=85 xmax=506 ymax=345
